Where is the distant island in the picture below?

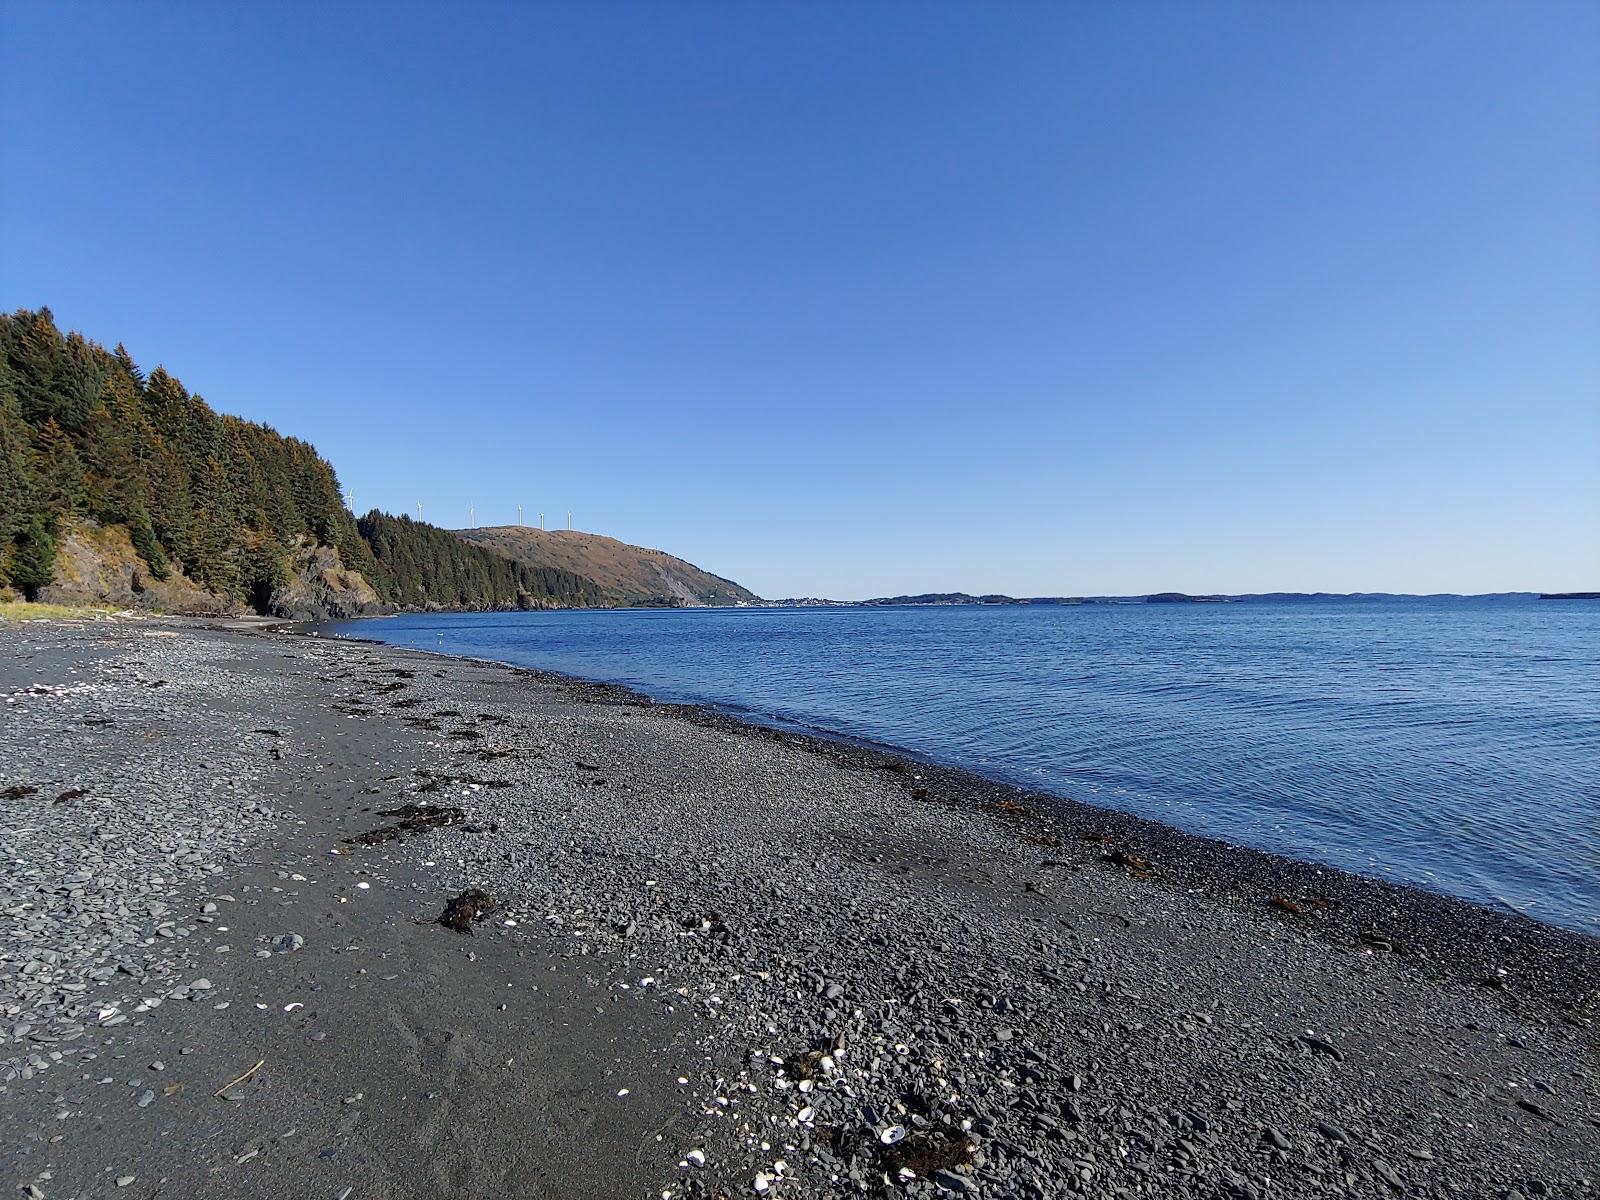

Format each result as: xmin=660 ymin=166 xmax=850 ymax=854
xmin=1540 ymin=592 xmax=1600 ymax=600
xmin=763 ymin=590 xmax=1540 ymax=608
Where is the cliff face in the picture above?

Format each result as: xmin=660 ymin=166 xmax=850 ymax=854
xmin=35 ymin=520 xmax=388 ymax=620
xmin=37 ymin=521 xmax=243 ymax=616
xmin=267 ymin=541 xmax=388 ymax=620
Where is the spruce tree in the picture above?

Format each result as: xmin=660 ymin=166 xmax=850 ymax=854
xmin=0 ymin=381 xmax=39 ymax=559
xmin=32 ymin=417 xmax=87 ymax=516
xmin=9 ymin=516 xmax=55 ymax=599
xmin=7 ymin=308 xmax=65 ymax=427
xmin=113 ymin=342 xmax=145 ymax=387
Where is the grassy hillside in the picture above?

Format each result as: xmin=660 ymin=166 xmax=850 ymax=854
xmin=458 ymin=526 xmax=759 ymax=607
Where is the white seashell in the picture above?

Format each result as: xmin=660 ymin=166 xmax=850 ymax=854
xmin=685 ymin=1149 xmax=706 ymax=1168
xmin=880 ymin=1125 xmax=907 ymax=1145
xmin=753 ymin=1173 xmax=771 ymax=1193
xmin=797 ymin=1106 xmax=815 ymax=1124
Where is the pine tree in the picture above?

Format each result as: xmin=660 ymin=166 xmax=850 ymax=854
xmin=113 ymin=342 xmax=145 ymax=387
xmin=31 ymin=417 xmax=87 ymax=517
xmin=127 ymin=503 xmax=169 ymax=579
xmin=0 ymin=366 xmax=39 ymax=564
xmin=7 ymin=308 xmax=66 ymax=427
xmin=189 ymin=454 xmax=241 ymax=595
xmin=148 ymin=438 xmax=195 ymax=566
xmin=53 ymin=333 xmax=110 ymax=434
xmin=9 ymin=516 xmax=55 ymax=599
xmin=84 ymin=371 xmax=154 ymax=526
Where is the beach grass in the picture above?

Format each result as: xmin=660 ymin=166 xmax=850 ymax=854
xmin=0 ymin=600 xmax=119 ymax=622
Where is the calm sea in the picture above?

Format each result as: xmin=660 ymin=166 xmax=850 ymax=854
xmin=334 ymin=599 xmax=1600 ymax=935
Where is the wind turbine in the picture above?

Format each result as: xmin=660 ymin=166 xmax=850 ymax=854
xmin=517 ymin=504 xmax=524 ymax=526
xmin=469 ymin=504 xmax=476 ymax=529
xmin=566 ymin=511 xmax=572 ymax=531
xmin=416 ymin=501 xmax=423 ymax=521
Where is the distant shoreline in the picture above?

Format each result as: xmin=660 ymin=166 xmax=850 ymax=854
xmin=762 ymin=589 xmax=1551 ymax=608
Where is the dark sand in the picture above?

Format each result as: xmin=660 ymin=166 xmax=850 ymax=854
xmin=1 ymin=617 xmax=1595 ymax=1199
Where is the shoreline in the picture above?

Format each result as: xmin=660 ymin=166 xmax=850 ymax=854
xmin=4 ymin=615 xmax=1595 ymax=1197
xmin=314 ymin=622 xmax=1600 ymax=972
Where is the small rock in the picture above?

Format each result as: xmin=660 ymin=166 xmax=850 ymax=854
xmin=1373 ymin=1159 xmax=1404 ymax=1190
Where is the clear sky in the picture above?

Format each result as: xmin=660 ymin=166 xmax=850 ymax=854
xmin=3 ymin=2 xmax=1596 ymax=598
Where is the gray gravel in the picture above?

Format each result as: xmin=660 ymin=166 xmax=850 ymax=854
xmin=1 ymin=616 xmax=1596 ymax=1199
xmin=1 ymin=629 xmax=283 ymax=1087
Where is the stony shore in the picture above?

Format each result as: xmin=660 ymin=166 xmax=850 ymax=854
xmin=1 ymin=616 xmax=1596 ymax=1199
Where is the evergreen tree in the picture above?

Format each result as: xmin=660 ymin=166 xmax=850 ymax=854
xmin=7 ymin=308 xmax=66 ymax=427
xmin=84 ymin=371 xmax=154 ymax=524
xmin=32 ymin=417 xmax=87 ymax=517
xmin=148 ymin=439 xmax=195 ymax=566
xmin=9 ymin=516 xmax=55 ymax=599
xmin=113 ymin=342 xmax=145 ymax=387
xmin=127 ymin=503 xmax=169 ymax=579
xmin=189 ymin=454 xmax=241 ymax=595
xmin=0 ymin=376 xmax=39 ymax=564
xmin=53 ymin=333 xmax=111 ymax=434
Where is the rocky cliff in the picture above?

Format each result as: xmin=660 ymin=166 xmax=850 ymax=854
xmin=35 ymin=520 xmax=388 ymax=620
xmin=267 ymin=541 xmax=388 ymax=620
xmin=37 ymin=521 xmax=242 ymax=616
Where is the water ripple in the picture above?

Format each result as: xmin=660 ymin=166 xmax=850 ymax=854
xmin=339 ymin=599 xmax=1600 ymax=934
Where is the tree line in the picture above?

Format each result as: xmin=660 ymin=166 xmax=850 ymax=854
xmin=0 ymin=308 xmax=601 ymax=611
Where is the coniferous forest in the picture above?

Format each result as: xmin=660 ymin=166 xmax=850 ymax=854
xmin=0 ymin=309 xmax=602 ymax=612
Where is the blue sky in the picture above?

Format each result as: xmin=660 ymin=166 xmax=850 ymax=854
xmin=3 ymin=1 xmax=1596 ymax=598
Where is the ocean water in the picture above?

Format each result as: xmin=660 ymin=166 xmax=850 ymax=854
xmin=335 ymin=599 xmax=1600 ymax=935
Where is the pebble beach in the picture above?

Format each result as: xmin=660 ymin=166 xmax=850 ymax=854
xmin=2 ymin=617 xmax=1596 ymax=1199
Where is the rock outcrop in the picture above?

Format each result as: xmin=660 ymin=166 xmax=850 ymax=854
xmin=37 ymin=521 xmax=242 ymax=616
xmin=267 ymin=541 xmax=387 ymax=620
xmin=35 ymin=520 xmax=389 ymax=620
